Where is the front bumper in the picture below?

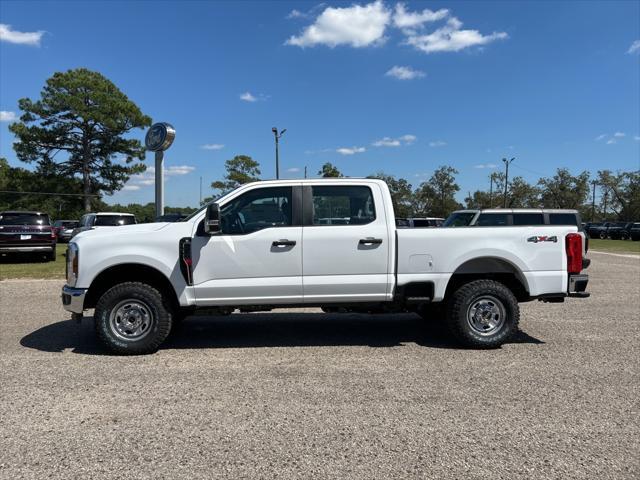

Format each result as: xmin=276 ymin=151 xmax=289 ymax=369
xmin=62 ymin=285 xmax=87 ymax=314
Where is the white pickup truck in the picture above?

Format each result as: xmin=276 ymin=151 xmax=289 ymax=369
xmin=62 ymin=179 xmax=590 ymax=354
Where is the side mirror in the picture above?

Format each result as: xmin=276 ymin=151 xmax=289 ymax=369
xmin=204 ymin=203 xmax=221 ymax=235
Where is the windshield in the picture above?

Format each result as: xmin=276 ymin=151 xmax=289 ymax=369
xmin=94 ymin=215 xmax=136 ymax=226
xmin=0 ymin=213 xmax=50 ymax=226
xmin=443 ymin=212 xmax=476 ymax=227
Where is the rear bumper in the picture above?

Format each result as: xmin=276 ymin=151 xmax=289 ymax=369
xmin=568 ymin=274 xmax=589 ymax=298
xmin=0 ymin=245 xmax=54 ymax=253
xmin=61 ymin=285 xmax=87 ymax=314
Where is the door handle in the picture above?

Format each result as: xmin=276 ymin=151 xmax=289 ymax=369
xmin=359 ymin=238 xmax=383 ymax=245
xmin=272 ymin=239 xmax=296 ymax=247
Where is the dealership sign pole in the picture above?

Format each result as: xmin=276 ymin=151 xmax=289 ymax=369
xmin=145 ymin=123 xmax=176 ymax=218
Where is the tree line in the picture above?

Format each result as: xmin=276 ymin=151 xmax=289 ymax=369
xmin=210 ymin=157 xmax=640 ymax=222
xmin=1 ymin=68 xmax=638 ymax=222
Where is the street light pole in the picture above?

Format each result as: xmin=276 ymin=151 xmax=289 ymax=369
xmin=272 ymin=127 xmax=286 ymax=180
xmin=591 ymin=180 xmax=597 ymax=222
xmin=489 ymin=174 xmax=494 ymax=208
xmin=502 ymin=157 xmax=515 ymax=208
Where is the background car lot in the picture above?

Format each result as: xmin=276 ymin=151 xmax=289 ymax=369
xmin=0 ymin=252 xmax=638 ymax=479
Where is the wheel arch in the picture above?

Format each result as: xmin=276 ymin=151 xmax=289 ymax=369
xmin=84 ymin=263 xmax=179 ymax=310
xmin=444 ymin=256 xmax=530 ymax=302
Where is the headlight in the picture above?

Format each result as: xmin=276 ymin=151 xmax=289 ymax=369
xmin=66 ymin=243 xmax=79 ymax=287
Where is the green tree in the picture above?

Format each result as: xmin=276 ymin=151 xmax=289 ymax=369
xmin=367 ymin=172 xmax=414 ymax=217
xmin=0 ymin=157 xmax=88 ymax=219
xmin=317 ymin=162 xmax=343 ymax=178
xmin=538 ymin=168 xmax=590 ymax=209
xmin=211 ymin=155 xmax=261 ymax=194
xmin=9 ymin=68 xmax=152 ymax=212
xmin=419 ymin=166 xmax=462 ymax=217
xmin=597 ymin=170 xmax=640 ymax=221
xmin=506 ymin=176 xmax=540 ymax=208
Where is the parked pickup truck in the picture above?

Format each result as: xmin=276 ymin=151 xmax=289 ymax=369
xmin=62 ymin=179 xmax=590 ymax=354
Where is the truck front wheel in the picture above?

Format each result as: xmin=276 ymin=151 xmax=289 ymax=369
xmin=94 ymin=282 xmax=173 ymax=355
xmin=446 ymin=280 xmax=519 ymax=348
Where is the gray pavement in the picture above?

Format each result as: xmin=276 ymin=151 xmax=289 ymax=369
xmin=0 ymin=252 xmax=638 ymax=479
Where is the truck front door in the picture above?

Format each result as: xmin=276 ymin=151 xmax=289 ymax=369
xmin=191 ymin=185 xmax=303 ymax=305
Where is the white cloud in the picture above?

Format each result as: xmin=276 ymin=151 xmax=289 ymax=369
xmin=122 ymin=185 xmax=141 ymax=191
xmin=595 ymin=134 xmax=607 ymax=141
xmin=405 ymin=17 xmax=507 ymax=53
xmin=634 ymin=135 xmax=640 ymax=141
xmin=429 ymin=140 xmax=447 ymax=147
xmin=127 ymin=165 xmax=196 ymax=189
xmin=385 ymin=65 xmax=425 ymax=80
xmin=0 ymin=24 xmax=44 ymax=46
xmin=606 ymin=138 xmax=616 ymax=145
xmin=165 ymin=165 xmax=196 ymax=176
xmin=287 ymin=9 xmax=307 ymax=19
xmin=240 ymin=92 xmax=257 ymax=102
xmin=372 ymin=134 xmax=416 ymax=147
xmin=286 ymin=0 xmax=390 ymax=48
xmin=0 ymin=110 xmax=17 ymax=122
xmin=613 ymin=132 xmax=625 ymax=138
xmin=337 ymin=146 xmax=366 ymax=155
xmin=474 ymin=163 xmax=498 ymax=169
xmin=628 ymin=40 xmax=640 ymax=54
xmin=201 ymin=143 xmax=224 ymax=150
xmin=287 ymin=167 xmax=301 ymax=172
xmin=393 ymin=3 xmax=448 ymax=30
xmin=373 ymin=137 xmax=401 ymax=147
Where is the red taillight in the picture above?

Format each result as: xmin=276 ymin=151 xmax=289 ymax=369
xmin=566 ymin=233 xmax=582 ymax=274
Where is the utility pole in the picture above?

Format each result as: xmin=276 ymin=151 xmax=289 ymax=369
xmin=199 ymin=176 xmax=203 ymax=206
xmin=502 ymin=157 xmax=515 ymax=208
xmin=489 ymin=174 xmax=494 ymax=208
xmin=591 ymin=180 xmax=597 ymax=222
xmin=272 ymin=127 xmax=287 ymax=180
xmin=304 ymin=166 xmax=307 ymax=179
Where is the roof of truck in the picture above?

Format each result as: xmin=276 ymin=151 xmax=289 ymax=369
xmin=452 ymin=208 xmax=579 ymax=214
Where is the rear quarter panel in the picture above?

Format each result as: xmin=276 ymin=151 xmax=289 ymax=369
xmin=397 ymin=226 xmax=578 ymax=300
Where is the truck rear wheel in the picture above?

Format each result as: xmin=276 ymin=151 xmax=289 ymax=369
xmin=94 ymin=282 xmax=172 ymax=355
xmin=446 ymin=280 xmax=519 ymax=348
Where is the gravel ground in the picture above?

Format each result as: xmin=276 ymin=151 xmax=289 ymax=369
xmin=1 ymin=252 xmax=638 ymax=479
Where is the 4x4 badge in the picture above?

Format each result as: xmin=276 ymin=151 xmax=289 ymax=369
xmin=527 ymin=235 xmax=558 ymax=243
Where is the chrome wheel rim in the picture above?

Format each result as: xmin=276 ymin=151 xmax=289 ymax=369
xmin=466 ymin=295 xmax=506 ymax=336
xmin=109 ymin=299 xmax=154 ymax=341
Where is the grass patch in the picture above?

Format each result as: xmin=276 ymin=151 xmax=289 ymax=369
xmin=589 ymin=238 xmax=640 ymax=255
xmin=0 ymin=244 xmax=67 ymax=280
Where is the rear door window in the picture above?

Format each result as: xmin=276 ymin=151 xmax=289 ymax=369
xmin=513 ymin=213 xmax=544 ymax=225
xmin=476 ymin=213 xmax=509 ymax=226
xmin=548 ymin=213 xmax=578 ymax=226
xmin=311 ymin=186 xmax=376 ymax=225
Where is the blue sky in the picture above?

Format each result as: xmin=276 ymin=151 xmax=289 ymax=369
xmin=1 ymin=0 xmax=639 ymax=207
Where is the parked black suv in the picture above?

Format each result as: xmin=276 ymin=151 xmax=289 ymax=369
xmin=630 ymin=223 xmax=640 ymax=241
xmin=0 ymin=211 xmax=57 ymax=261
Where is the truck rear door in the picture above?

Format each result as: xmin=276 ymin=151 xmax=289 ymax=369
xmin=301 ymin=183 xmax=391 ymax=303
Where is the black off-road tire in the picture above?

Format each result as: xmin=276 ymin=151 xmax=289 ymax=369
xmin=94 ymin=282 xmax=173 ymax=355
xmin=446 ymin=280 xmax=519 ymax=349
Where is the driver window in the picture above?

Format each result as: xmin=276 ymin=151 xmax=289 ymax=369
xmin=220 ymin=187 xmax=293 ymax=235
